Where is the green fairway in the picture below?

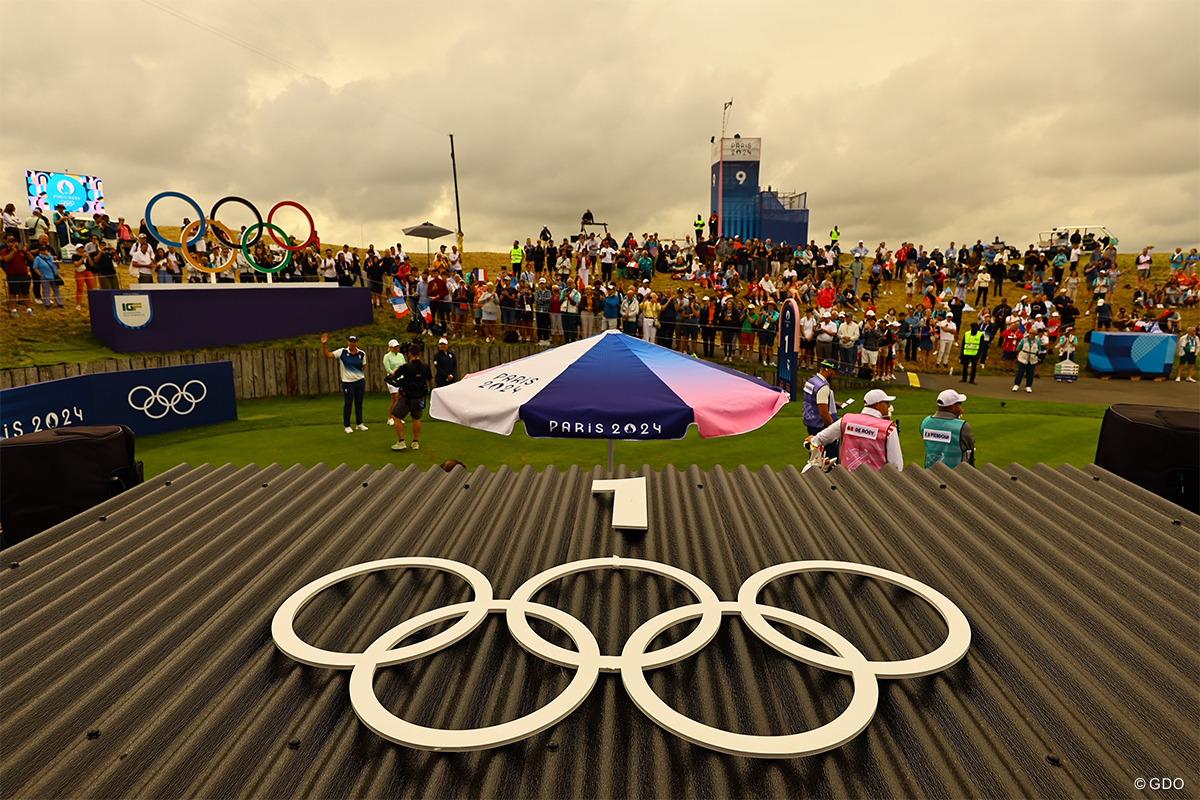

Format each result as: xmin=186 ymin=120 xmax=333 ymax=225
xmin=135 ymin=388 xmax=1106 ymax=478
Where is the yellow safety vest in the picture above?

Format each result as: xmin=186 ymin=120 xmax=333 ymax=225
xmin=510 ymin=247 xmax=523 ymax=265
xmin=963 ymin=331 xmax=982 ymax=356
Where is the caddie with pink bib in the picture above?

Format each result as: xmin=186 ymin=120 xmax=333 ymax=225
xmin=805 ymin=388 xmax=904 ymax=471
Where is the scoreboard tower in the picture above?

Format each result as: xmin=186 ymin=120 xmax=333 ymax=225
xmin=710 ymin=136 xmax=761 ymax=241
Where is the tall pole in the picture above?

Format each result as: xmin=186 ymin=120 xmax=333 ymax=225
xmin=717 ymin=99 xmax=732 ymax=239
xmin=449 ymin=134 xmax=464 ymax=256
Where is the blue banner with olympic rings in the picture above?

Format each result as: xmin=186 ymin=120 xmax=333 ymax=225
xmin=0 ymin=362 xmax=237 ymax=440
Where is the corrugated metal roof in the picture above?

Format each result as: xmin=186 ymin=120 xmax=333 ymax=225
xmin=1 ymin=461 xmax=1196 ymax=799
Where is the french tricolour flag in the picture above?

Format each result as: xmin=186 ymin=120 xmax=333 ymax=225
xmin=391 ymin=287 xmax=411 ymax=320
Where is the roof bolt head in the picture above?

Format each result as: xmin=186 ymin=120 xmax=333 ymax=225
xmin=1046 ymin=754 xmax=1062 ymax=767
xmin=86 ymin=729 xmax=101 ymax=740
xmin=8 ymin=562 xmax=18 ymax=569
xmin=362 ymin=482 xmax=369 ymax=488
xmin=288 ymin=739 xmax=301 ymax=750
xmin=546 ymin=742 xmax=559 ymax=752
xmin=939 ymin=484 xmax=947 ymax=489
xmin=261 ymin=483 xmax=269 ymax=488
xmin=164 ymin=480 xmax=172 ymax=486
xmin=1172 ymin=520 xmax=1182 ymax=526
xmin=99 ymin=515 xmax=107 ymax=521
xmin=1093 ymin=476 xmax=1101 ymax=481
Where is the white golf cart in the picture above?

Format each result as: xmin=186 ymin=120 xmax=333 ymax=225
xmin=1037 ymin=226 xmax=1118 ymax=253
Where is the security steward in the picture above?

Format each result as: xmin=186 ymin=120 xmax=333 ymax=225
xmin=802 ymin=359 xmax=841 ymax=461
xmin=433 ymin=336 xmax=458 ymax=387
xmin=959 ymin=323 xmax=983 ymax=384
xmin=510 ymin=240 xmax=524 ymax=271
xmin=920 ymin=389 xmax=976 ymax=468
xmin=805 ymin=388 xmax=902 ymax=471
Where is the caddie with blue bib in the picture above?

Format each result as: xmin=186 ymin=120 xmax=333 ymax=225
xmin=802 ymin=360 xmax=840 ymax=461
xmin=920 ymin=389 xmax=976 ymax=468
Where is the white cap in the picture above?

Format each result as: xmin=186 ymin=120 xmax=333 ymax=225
xmin=937 ymin=389 xmax=967 ymax=407
xmin=863 ymin=388 xmax=896 ymax=405
xmin=866 ymin=310 xmax=876 ymax=316
xmin=387 ymin=339 xmax=400 ymax=347
xmin=438 ymin=337 xmax=449 ymax=345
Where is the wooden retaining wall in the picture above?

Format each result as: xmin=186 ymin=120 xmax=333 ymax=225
xmin=2 ymin=344 xmax=781 ymax=399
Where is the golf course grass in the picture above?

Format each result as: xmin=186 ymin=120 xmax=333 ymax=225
xmin=135 ymin=387 xmax=1106 ymax=478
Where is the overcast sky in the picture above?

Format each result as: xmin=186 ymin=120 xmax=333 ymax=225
xmin=3 ymin=0 xmax=1198 ymax=253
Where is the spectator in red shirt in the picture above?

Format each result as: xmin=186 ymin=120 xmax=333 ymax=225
xmin=2 ymin=234 xmax=34 ymax=316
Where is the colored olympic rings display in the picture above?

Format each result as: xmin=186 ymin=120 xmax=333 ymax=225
xmin=179 ymin=219 xmax=239 ymax=274
xmin=273 ymin=556 xmax=972 ymax=759
xmin=144 ymin=191 xmax=207 ymax=249
xmin=208 ymin=196 xmax=263 ymax=249
xmin=143 ymin=191 xmax=317 ymax=266
xmin=240 ymin=222 xmax=293 ymax=274
xmin=267 ymin=201 xmax=316 ymax=251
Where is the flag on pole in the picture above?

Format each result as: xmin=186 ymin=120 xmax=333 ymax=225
xmin=473 ymin=268 xmax=486 ymax=284
xmin=419 ymin=300 xmax=433 ymax=323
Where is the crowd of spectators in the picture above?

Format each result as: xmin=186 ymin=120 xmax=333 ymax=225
xmin=4 ymin=202 xmax=1199 ymax=382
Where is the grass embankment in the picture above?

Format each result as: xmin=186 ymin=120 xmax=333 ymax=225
xmin=2 ymin=234 xmax=1195 ymax=374
xmin=135 ymin=389 xmax=1106 ymax=479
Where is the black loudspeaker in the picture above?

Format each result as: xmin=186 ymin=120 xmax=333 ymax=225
xmin=1095 ymin=404 xmax=1199 ymax=513
xmin=0 ymin=425 xmax=143 ymax=549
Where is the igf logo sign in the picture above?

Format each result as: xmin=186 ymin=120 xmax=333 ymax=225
xmin=114 ymin=294 xmax=153 ymax=329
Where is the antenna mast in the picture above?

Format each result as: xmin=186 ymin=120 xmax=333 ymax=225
xmin=721 ymin=98 xmax=733 ymax=139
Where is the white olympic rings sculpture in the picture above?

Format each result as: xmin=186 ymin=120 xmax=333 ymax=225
xmin=272 ymin=556 xmax=971 ymax=759
xmin=127 ymin=380 xmax=208 ymax=419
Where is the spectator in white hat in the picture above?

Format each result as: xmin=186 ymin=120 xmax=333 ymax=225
xmin=383 ymin=339 xmax=406 ymax=426
xmin=805 ymin=388 xmax=902 ymax=471
xmin=920 ymin=389 xmax=975 ymax=468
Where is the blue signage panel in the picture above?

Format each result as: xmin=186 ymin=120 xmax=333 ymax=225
xmin=1 ymin=362 xmax=237 ymax=439
xmin=89 ymin=286 xmax=373 ymax=354
xmin=1087 ymin=332 xmax=1176 ymax=377
xmin=777 ymin=298 xmax=800 ymax=401
xmin=720 ymin=160 xmax=761 ymax=242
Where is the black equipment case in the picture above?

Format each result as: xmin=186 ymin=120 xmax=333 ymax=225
xmin=0 ymin=425 xmax=143 ymax=549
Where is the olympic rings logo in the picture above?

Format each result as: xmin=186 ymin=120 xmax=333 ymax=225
xmin=273 ymin=556 xmax=971 ymax=758
xmin=127 ymin=380 xmax=208 ymax=419
xmin=144 ymin=192 xmax=318 ymax=275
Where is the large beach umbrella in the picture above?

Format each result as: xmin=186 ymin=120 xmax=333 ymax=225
xmin=430 ymin=329 xmax=789 ymax=471
xmin=402 ymin=221 xmax=454 ymax=268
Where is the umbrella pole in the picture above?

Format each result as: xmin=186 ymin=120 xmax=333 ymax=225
xmin=608 ymin=439 xmax=614 ymax=473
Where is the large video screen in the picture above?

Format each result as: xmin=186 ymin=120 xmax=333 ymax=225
xmin=26 ymin=170 xmax=105 ymax=214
